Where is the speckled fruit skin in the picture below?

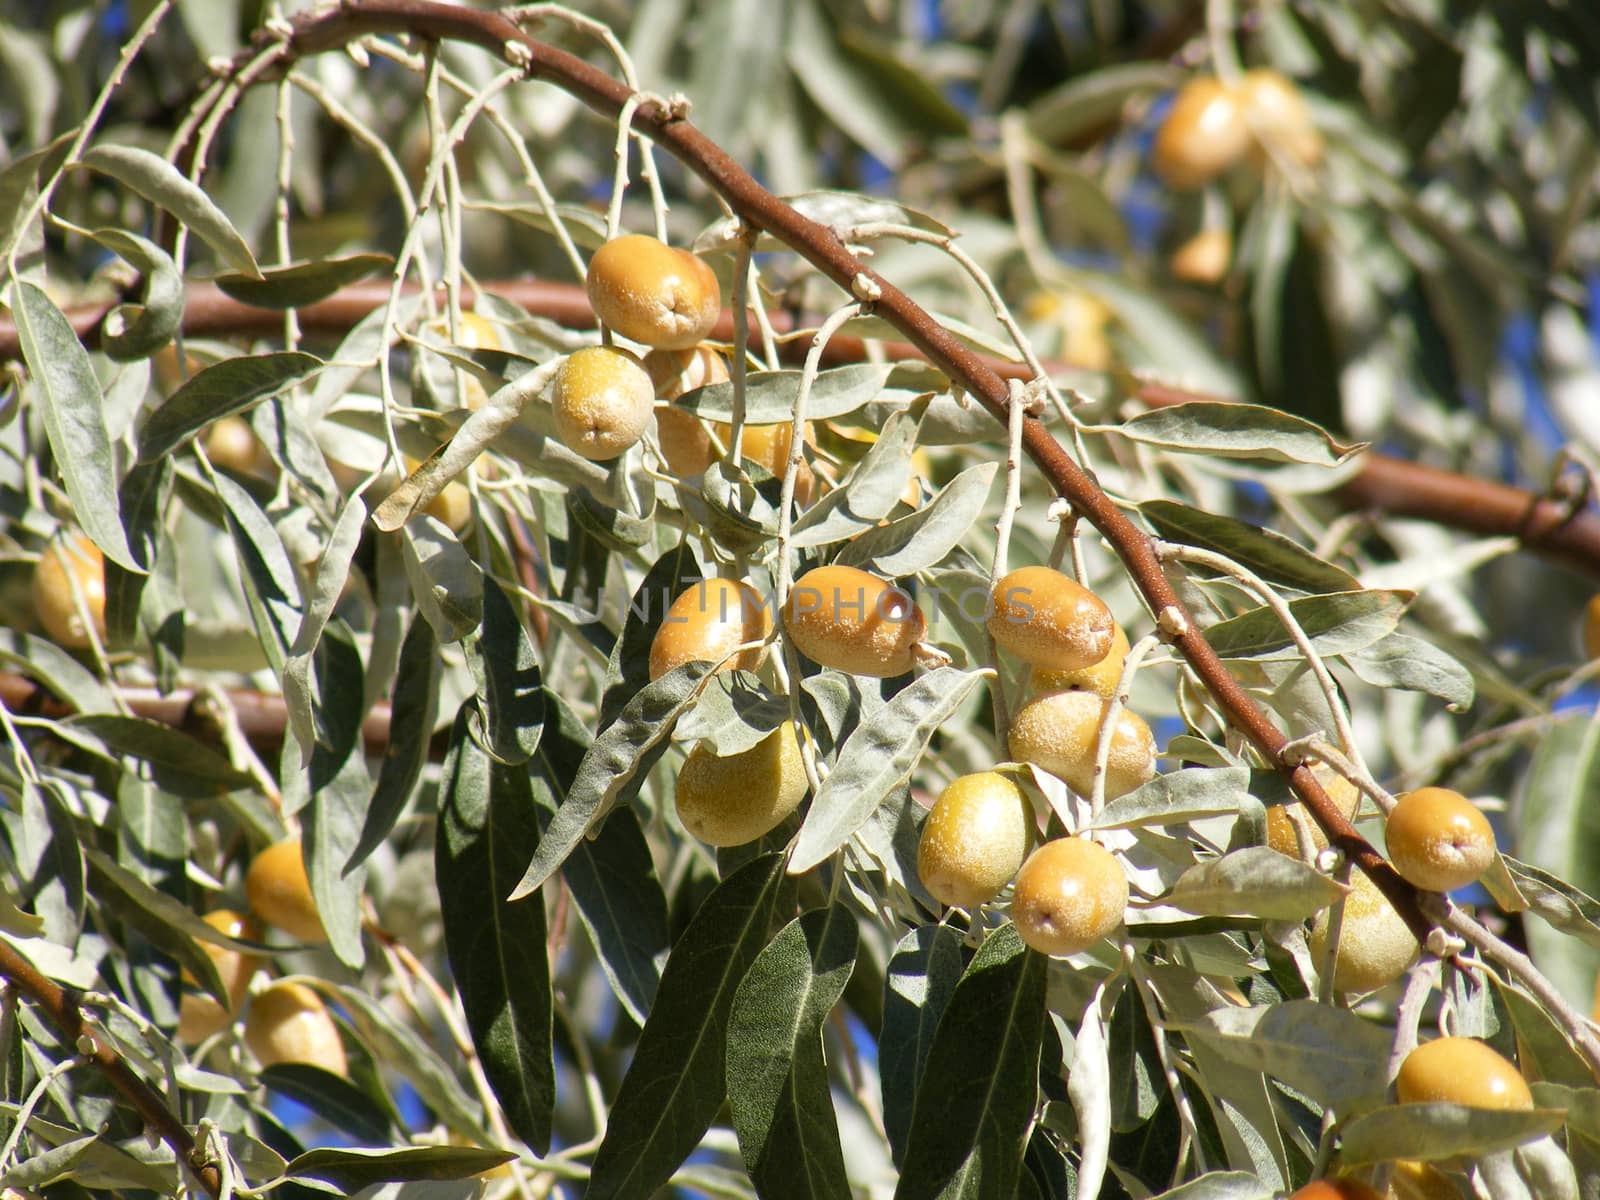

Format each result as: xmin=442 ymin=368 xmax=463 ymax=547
xmin=244 ymin=981 xmax=348 ymax=1074
xmin=1287 ymin=1180 xmax=1383 ymax=1200
xmin=648 ymin=579 xmax=771 ymax=680
xmin=917 ymin=773 xmax=1034 ymax=908
xmin=33 ymin=532 xmax=106 ymax=650
xmin=245 ymin=837 xmax=326 ymax=944
xmin=1011 ymin=837 xmax=1128 ymax=956
xmin=988 ymin=566 xmax=1114 ymax=672
xmin=204 ymin=415 xmax=270 ymax=475
xmin=732 ymin=422 xmax=817 ymax=505
xmin=1238 ymin=68 xmax=1323 ymax=167
xmin=1170 ymin=227 xmax=1232 ymax=285
xmin=1397 ymin=1037 xmax=1532 ymax=1110
xmin=586 ymin=234 xmax=721 ymax=350
xmin=1265 ymin=765 xmax=1362 ymax=858
xmin=1008 ymin=689 xmax=1156 ymax=801
xmin=1307 ymin=869 xmax=1418 ymax=994
xmin=675 ymin=722 xmax=808 ymax=846
xmin=177 ymin=909 xmax=263 ymax=1044
xmin=1031 ymin=624 xmax=1130 ymax=699
xmin=552 ymin=346 xmax=656 ymax=461
xmin=1584 ymin=595 xmax=1600 ymax=660
xmin=1151 ymin=77 xmax=1252 ymax=190
xmin=784 ymin=565 xmax=926 ymax=677
xmin=1385 ymin=787 xmax=1495 ymax=893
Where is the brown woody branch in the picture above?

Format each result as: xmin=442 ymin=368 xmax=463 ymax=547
xmin=0 ymin=938 xmax=223 ymax=1197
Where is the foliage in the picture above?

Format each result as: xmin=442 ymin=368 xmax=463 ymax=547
xmin=0 ymin=2 xmax=1598 ymax=1199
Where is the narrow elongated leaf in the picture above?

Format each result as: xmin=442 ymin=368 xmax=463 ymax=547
xmin=284 ymin=1146 xmax=516 ymax=1191
xmin=677 ymin=364 xmax=893 ymax=424
xmin=530 ymin=690 xmax=668 ymax=1025
xmin=213 ymin=254 xmax=391 ymax=308
xmin=87 ymin=228 xmax=183 ymax=362
xmin=1165 ymin=847 xmax=1347 ymax=921
xmin=1114 ymin=401 xmax=1360 ymax=466
xmin=80 ymin=849 xmax=227 ymax=1003
xmin=1174 ymin=999 xmax=1390 ymax=1108
xmin=259 ymin=1064 xmax=394 ymax=1144
xmin=349 ymin=615 xmax=440 ymax=872
xmin=837 ymin=463 xmax=998 ymax=576
xmin=1068 ymin=993 xmax=1111 ymax=1200
xmin=80 ymin=144 xmax=258 ymax=276
xmin=895 ymin=924 xmax=1046 ymax=1200
xmin=400 ymin=516 xmax=483 ymax=644
xmin=283 ymin=496 xmax=367 ymax=760
xmin=1148 ymin=1174 xmax=1274 ymax=1200
xmin=1140 ymin=500 xmax=1358 ymax=593
xmin=213 ymin=471 xmax=301 ymax=673
xmin=728 ymin=906 xmax=858 ymax=1200
xmin=790 ymin=667 xmax=985 ymax=873
xmin=1090 ymin=767 xmax=1249 ymax=831
xmin=1503 ymin=855 xmax=1600 ymax=950
xmin=599 ymin=542 xmax=703 ymax=728
xmin=466 ymin=578 xmax=544 ymax=764
xmin=300 ymin=695 xmax=370 ymax=970
xmin=509 ymin=661 xmax=711 ymax=900
xmin=881 ymin=924 xmax=966 ymax=1165
xmin=675 ymin=669 xmax=788 ymax=756
xmin=1203 ymin=590 xmax=1409 ymax=660
xmin=61 ymin=714 xmax=252 ymax=795
xmin=0 ymin=629 xmax=113 ymax=714
xmin=1336 ymin=1103 xmax=1563 ymax=1166
xmin=11 ymin=281 xmax=138 ymax=571
xmin=1346 ymin=632 xmax=1475 ymax=710
xmin=138 ymin=352 xmax=322 ymax=463
xmin=585 ymin=855 xmax=783 ymax=1200
xmin=436 ymin=706 xmax=553 ymax=1152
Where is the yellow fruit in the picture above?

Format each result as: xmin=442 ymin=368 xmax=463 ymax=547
xmin=1023 ymin=290 xmax=1114 ymax=371
xmin=1008 ymin=689 xmax=1157 ymax=801
xmin=177 ymin=909 xmax=263 ymax=1045
xmin=1031 ymin=624 xmax=1130 ymax=699
xmin=1238 ymin=68 xmax=1323 ymax=168
xmin=1265 ymin=765 xmax=1362 ymax=859
xmin=551 ymin=346 xmax=655 ymax=461
xmin=646 ymin=345 xmax=730 ymax=478
xmin=244 ymin=981 xmax=347 ymax=1074
xmin=643 ymin=344 xmax=730 ymax=402
xmin=784 ymin=565 xmax=927 ymax=677
xmin=1384 ymin=787 xmax=1495 ymax=893
xmin=425 ymin=310 xmax=501 ymax=409
xmin=1396 ymin=1037 xmax=1532 ymax=1110
xmin=585 ymin=234 xmax=721 ymax=350
xmin=1011 ymin=837 xmax=1128 ymax=956
xmin=204 ymin=415 xmax=270 ymax=475
xmin=674 ymin=722 xmax=808 ymax=846
xmin=1387 ymin=1161 xmax=1465 ymax=1200
xmin=1151 ymin=76 xmax=1251 ymax=189
xmin=245 ymin=837 xmax=327 ymax=945
xmin=33 ymin=531 xmax=107 ymax=650
xmin=988 ymin=566 xmax=1115 ymax=672
xmin=1288 ymin=1182 xmax=1382 ymax=1200
xmin=405 ymin=455 xmax=473 ymax=532
xmin=648 ymin=578 xmax=771 ymax=680
xmin=917 ymin=772 xmax=1035 ymax=908
xmin=1307 ymin=869 xmax=1419 ymax=994
xmin=730 ymin=421 xmax=817 ymax=505
xmin=1584 ymin=595 xmax=1600 ymax=659
xmin=1170 ymin=227 xmax=1232 ymax=285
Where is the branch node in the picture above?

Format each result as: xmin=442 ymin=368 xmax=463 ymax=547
xmin=1046 ymin=497 xmax=1073 ymax=522
xmin=344 ymin=40 xmax=370 ymax=68
xmin=1156 ymin=605 xmax=1188 ymax=639
xmin=1426 ymin=927 xmax=1464 ymax=958
xmin=850 ymin=272 xmax=882 ymax=303
xmin=666 ymin=91 xmax=693 ymax=120
xmin=504 ymin=40 xmax=533 ymax=70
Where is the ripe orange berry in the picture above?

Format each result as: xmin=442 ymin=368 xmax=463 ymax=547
xmin=1151 ymin=77 xmax=1251 ymax=190
xmin=1030 ymin=623 xmax=1130 ymax=700
xmin=647 ymin=578 xmax=771 ymax=680
xmin=1287 ymin=1180 xmax=1382 ymax=1200
xmin=1011 ymin=837 xmax=1128 ymax=956
xmin=1238 ymin=68 xmax=1323 ymax=168
xmin=1584 ymin=595 xmax=1600 ymax=660
xmin=674 ymin=722 xmax=808 ymax=846
xmin=1396 ymin=1037 xmax=1532 ymax=1110
xmin=916 ymin=772 xmax=1034 ymax=908
xmin=33 ymin=531 xmax=107 ymax=650
xmin=784 ymin=565 xmax=927 ymax=677
xmin=646 ymin=345 xmax=730 ymax=478
xmin=1008 ymin=689 xmax=1157 ymax=801
xmin=586 ymin=234 xmax=721 ymax=350
xmin=1264 ymin=765 xmax=1362 ymax=859
xmin=1387 ymin=1161 xmax=1465 ymax=1200
xmin=244 ymin=981 xmax=347 ymax=1074
xmin=204 ymin=415 xmax=271 ymax=475
xmin=551 ymin=346 xmax=656 ymax=461
xmin=1384 ymin=787 xmax=1495 ymax=893
xmin=177 ymin=909 xmax=263 ymax=1045
xmin=245 ymin=837 xmax=327 ymax=945
xmin=1307 ymin=869 xmax=1419 ymax=994
xmin=988 ymin=566 xmax=1115 ymax=672
xmin=1170 ymin=227 xmax=1232 ymax=285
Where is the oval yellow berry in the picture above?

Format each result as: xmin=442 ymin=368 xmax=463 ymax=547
xmin=1031 ymin=623 xmax=1130 ymax=699
xmin=1396 ymin=1037 xmax=1532 ymax=1110
xmin=1008 ymin=689 xmax=1156 ymax=801
xmin=177 ymin=909 xmax=263 ymax=1045
xmin=586 ymin=234 xmax=721 ymax=350
xmin=1238 ymin=68 xmax=1322 ymax=168
xmin=675 ymin=722 xmax=808 ymax=847
xmin=1151 ymin=76 xmax=1251 ymax=190
xmin=1264 ymin=765 xmax=1362 ymax=859
xmin=988 ymin=566 xmax=1115 ymax=672
xmin=33 ymin=532 xmax=107 ymax=650
xmin=916 ymin=772 xmax=1034 ymax=908
xmin=244 ymin=981 xmax=348 ymax=1074
xmin=1170 ymin=227 xmax=1232 ymax=285
xmin=648 ymin=578 xmax=771 ymax=680
xmin=784 ymin=565 xmax=926 ymax=677
xmin=1385 ymin=787 xmax=1495 ymax=893
xmin=245 ymin=837 xmax=326 ymax=945
xmin=1307 ymin=869 xmax=1418 ymax=994
xmin=552 ymin=346 xmax=655 ymax=461
xmin=1584 ymin=595 xmax=1600 ymax=660
xmin=1011 ymin=837 xmax=1128 ymax=956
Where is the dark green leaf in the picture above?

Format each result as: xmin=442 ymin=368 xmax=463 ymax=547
xmin=585 ymin=855 xmax=782 ymax=1200
xmin=138 ymin=352 xmax=322 ymax=463
xmin=598 ymin=541 xmax=703 ymax=729
xmin=80 ymin=144 xmax=258 ymax=276
xmin=87 ymin=228 xmax=183 ymax=362
xmin=213 ymin=254 xmax=392 ymax=308
xmin=881 ymin=923 xmax=966 ymax=1165
xmin=895 ymin=924 xmax=1046 ymax=1200
xmin=436 ymin=706 xmax=553 ymax=1152
xmin=213 ymin=470 xmax=302 ymax=673
xmin=349 ymin=614 xmax=440 ymax=872
xmin=284 ymin=1146 xmax=515 ymax=1190
xmin=728 ymin=905 xmax=858 ymax=1200
xmin=1140 ymin=500 xmax=1358 ymax=594
xmin=259 ymin=1064 xmax=394 ymax=1144
xmin=81 ymin=848 xmax=227 ymax=1004
xmin=57 ymin=713 xmax=251 ymax=796
xmin=1203 ymin=590 xmax=1410 ymax=660
xmin=466 ymin=577 xmax=544 ymax=764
